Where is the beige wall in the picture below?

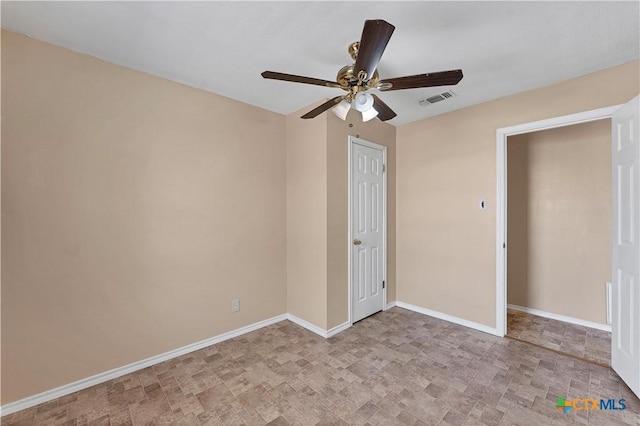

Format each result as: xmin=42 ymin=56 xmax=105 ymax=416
xmin=397 ymin=60 xmax=639 ymax=328
xmin=1 ymin=31 xmax=287 ymax=404
xmin=326 ymin=109 xmax=396 ymax=329
xmin=286 ymin=105 xmax=397 ymax=331
xmin=285 ymin=105 xmax=328 ymax=328
xmin=507 ymin=120 xmax=611 ymax=324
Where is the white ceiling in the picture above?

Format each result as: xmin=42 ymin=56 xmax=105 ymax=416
xmin=2 ymin=1 xmax=639 ymax=126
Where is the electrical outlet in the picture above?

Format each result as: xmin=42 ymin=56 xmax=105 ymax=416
xmin=231 ymin=298 xmax=240 ymax=313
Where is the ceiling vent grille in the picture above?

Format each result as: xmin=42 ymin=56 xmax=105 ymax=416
xmin=418 ymin=90 xmax=456 ymax=106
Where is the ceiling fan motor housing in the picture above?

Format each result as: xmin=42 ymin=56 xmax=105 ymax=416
xmin=336 ymin=64 xmax=380 ymax=91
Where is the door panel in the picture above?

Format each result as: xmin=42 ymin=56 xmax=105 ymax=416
xmin=611 ymin=95 xmax=640 ymax=398
xmin=358 ymin=181 xmax=366 ymax=233
xmin=352 ymin=140 xmax=385 ymax=323
xmin=358 ymin=248 xmax=366 ymax=301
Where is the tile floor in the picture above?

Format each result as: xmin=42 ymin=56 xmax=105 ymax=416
xmin=2 ymin=307 xmax=638 ymax=425
xmin=506 ymin=309 xmax=611 ymax=367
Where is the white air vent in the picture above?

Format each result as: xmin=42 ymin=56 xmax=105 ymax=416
xmin=418 ymin=90 xmax=456 ymax=106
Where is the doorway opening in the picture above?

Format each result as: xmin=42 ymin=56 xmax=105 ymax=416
xmin=496 ymin=105 xmax=620 ymax=360
xmin=504 ymin=119 xmax=612 ymax=366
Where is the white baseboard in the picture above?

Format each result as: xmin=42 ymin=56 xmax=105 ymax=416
xmin=0 ymin=314 xmax=287 ymax=417
xmin=289 ymin=301 xmax=395 ymax=337
xmin=327 ymin=321 xmax=351 ymax=337
xmin=507 ymin=304 xmax=611 ymax=332
xmin=395 ymin=301 xmax=501 ymax=337
xmin=285 ymin=314 xmax=350 ymax=338
xmin=285 ymin=313 xmax=327 ymax=337
xmin=1 ymin=302 xmax=503 ymax=416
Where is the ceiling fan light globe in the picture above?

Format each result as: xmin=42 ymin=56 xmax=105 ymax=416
xmin=332 ymin=100 xmax=351 ymax=120
xmin=353 ymin=92 xmax=374 ymax=112
xmin=361 ymin=107 xmax=379 ymax=122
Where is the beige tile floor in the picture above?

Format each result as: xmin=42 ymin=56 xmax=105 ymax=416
xmin=2 ymin=307 xmax=638 ymax=425
xmin=506 ymin=309 xmax=611 ymax=367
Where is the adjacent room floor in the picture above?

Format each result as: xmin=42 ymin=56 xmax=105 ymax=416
xmin=2 ymin=308 xmax=637 ymax=426
xmin=506 ymin=309 xmax=611 ymax=367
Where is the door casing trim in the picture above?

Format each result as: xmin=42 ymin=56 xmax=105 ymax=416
xmin=496 ymin=104 xmax=622 ymax=337
xmin=348 ymin=136 xmax=388 ymax=325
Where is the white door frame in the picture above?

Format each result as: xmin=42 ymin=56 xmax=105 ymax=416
xmin=348 ymin=136 xmax=388 ymax=325
xmin=496 ymin=104 xmax=622 ymax=337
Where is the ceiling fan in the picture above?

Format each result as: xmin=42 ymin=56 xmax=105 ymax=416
xmin=261 ymin=19 xmax=463 ymax=122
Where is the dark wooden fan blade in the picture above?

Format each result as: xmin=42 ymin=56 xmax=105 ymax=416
xmin=301 ymin=97 xmax=344 ymax=119
xmin=262 ymin=71 xmax=341 ymax=88
xmin=371 ymin=95 xmax=397 ymax=121
xmin=353 ymin=20 xmax=395 ymax=82
xmin=379 ymin=69 xmax=463 ymax=91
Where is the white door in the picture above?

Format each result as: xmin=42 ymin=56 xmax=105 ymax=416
xmin=351 ymin=139 xmax=385 ymax=323
xmin=611 ymin=95 xmax=640 ymax=398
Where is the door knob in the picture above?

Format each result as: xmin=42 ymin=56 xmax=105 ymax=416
xmin=353 ymin=239 xmax=362 ymax=245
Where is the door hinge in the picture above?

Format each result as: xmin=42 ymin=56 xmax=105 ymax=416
xmin=503 ymin=242 xmax=506 ymax=249
xmin=382 ymin=280 xmax=386 ymax=289
xmin=382 ymin=164 xmax=386 ymax=173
